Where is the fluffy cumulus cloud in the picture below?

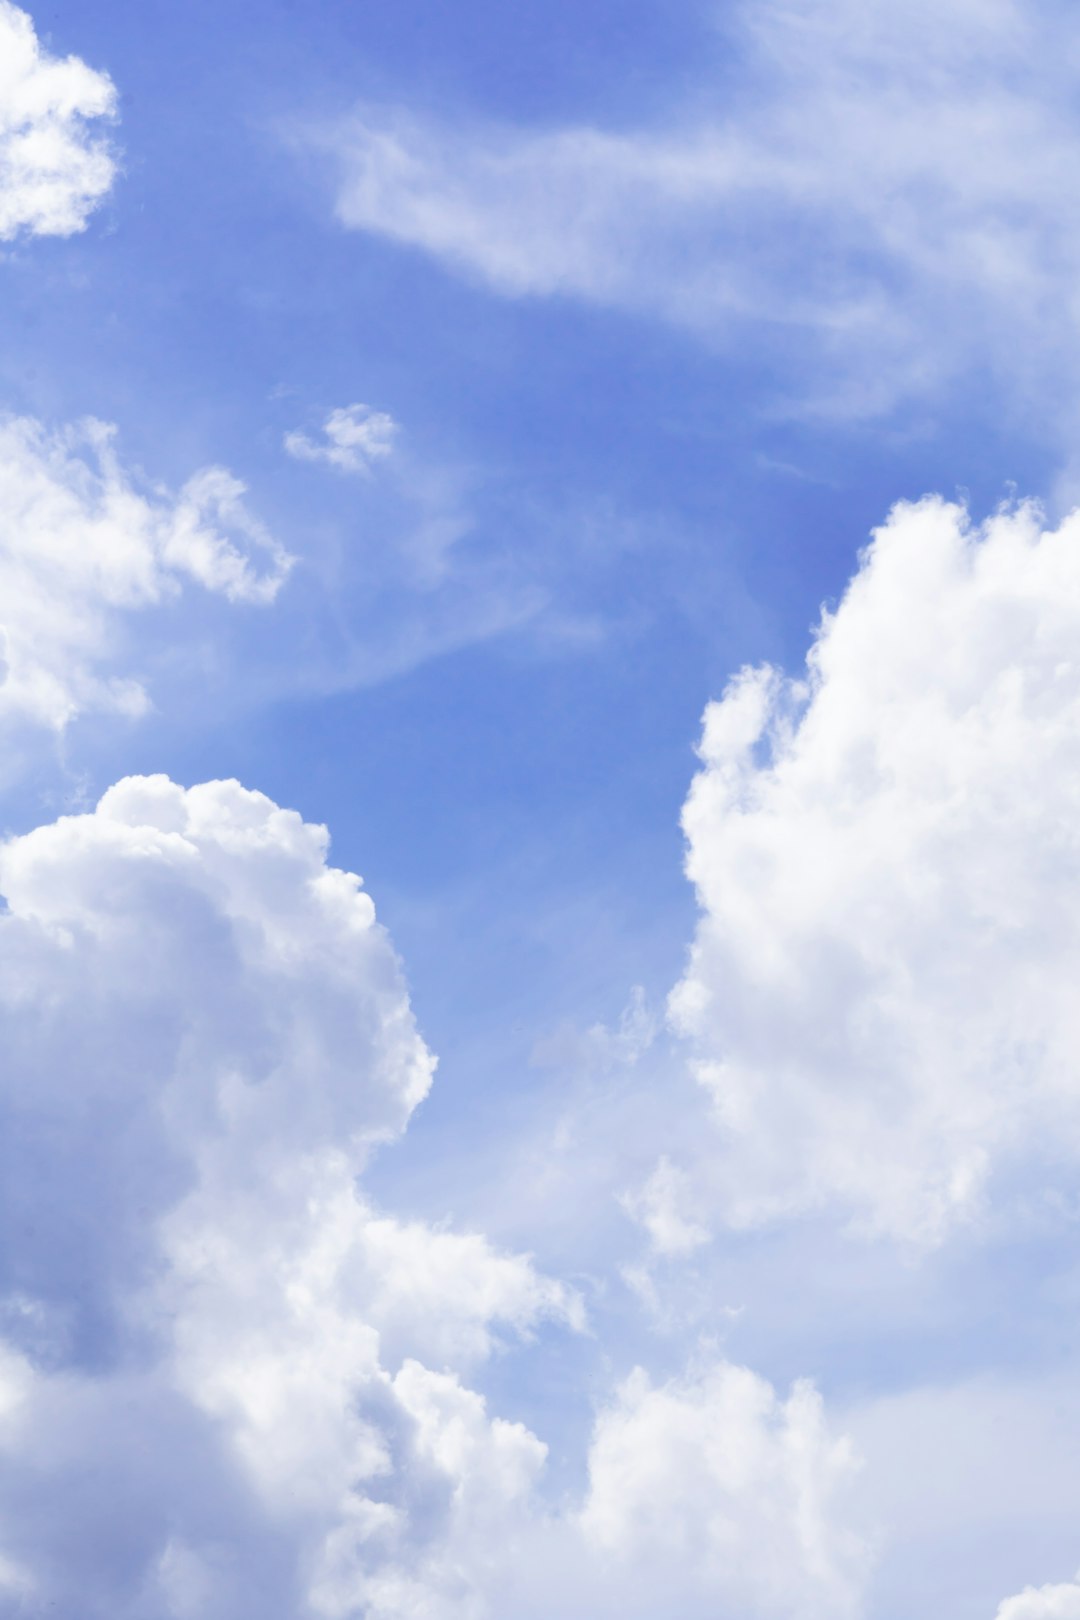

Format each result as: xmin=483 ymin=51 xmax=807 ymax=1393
xmin=285 ymin=404 xmax=398 ymax=475
xmin=668 ymin=493 xmax=1080 ymax=1244
xmin=577 ymin=1361 xmax=864 ymax=1620
xmin=0 ymin=1 xmax=117 ymax=239
xmin=997 ymin=1583 xmax=1080 ymax=1619
xmin=0 ymin=775 xmax=865 ymax=1619
xmin=319 ymin=0 xmax=1080 ymax=421
xmin=0 ymin=777 xmax=555 ymax=1616
xmin=0 ymin=415 xmax=292 ymax=734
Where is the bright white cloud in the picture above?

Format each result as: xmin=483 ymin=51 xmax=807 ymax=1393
xmin=578 ymin=1360 xmax=864 ymax=1619
xmin=997 ymin=1582 xmax=1080 ymax=1619
xmin=0 ymin=1 xmax=117 ymax=239
xmin=320 ymin=0 xmax=1080 ymax=421
xmin=669 ymin=493 xmax=1080 ymax=1243
xmin=291 ymin=1347 xmax=865 ymax=1620
xmin=0 ymin=775 xmax=864 ymax=1618
xmin=285 ymin=404 xmax=398 ymax=475
xmin=0 ymin=776 xmax=574 ymax=1616
xmin=0 ymin=415 xmax=292 ymax=733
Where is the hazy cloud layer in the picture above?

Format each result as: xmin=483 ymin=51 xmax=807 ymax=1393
xmin=0 ymin=0 xmax=117 ymax=239
xmin=0 ymin=416 xmax=291 ymax=734
xmin=667 ymin=493 xmax=1080 ymax=1244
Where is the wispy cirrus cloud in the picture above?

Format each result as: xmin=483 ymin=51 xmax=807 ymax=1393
xmin=314 ymin=0 xmax=1080 ymax=426
xmin=0 ymin=415 xmax=292 ymax=736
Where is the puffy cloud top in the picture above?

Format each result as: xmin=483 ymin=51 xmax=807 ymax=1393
xmin=0 ymin=777 xmax=578 ymax=1615
xmin=671 ymin=494 xmax=1080 ymax=1243
xmin=0 ymin=775 xmax=863 ymax=1618
xmin=0 ymin=1 xmax=117 ymax=239
xmin=580 ymin=1361 xmax=864 ymax=1619
xmin=0 ymin=775 xmax=434 ymax=1336
xmin=997 ymin=1582 xmax=1080 ymax=1619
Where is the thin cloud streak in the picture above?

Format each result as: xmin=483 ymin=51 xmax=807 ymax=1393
xmin=316 ymin=0 xmax=1080 ymax=428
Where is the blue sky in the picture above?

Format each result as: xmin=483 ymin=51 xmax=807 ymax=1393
xmin=4 ymin=2 xmax=1080 ymax=1617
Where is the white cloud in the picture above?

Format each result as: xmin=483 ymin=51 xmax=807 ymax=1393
xmin=670 ymin=493 xmax=1080 ymax=1243
xmin=997 ymin=1582 xmax=1080 ymax=1618
xmin=318 ymin=0 xmax=1080 ymax=421
xmin=0 ymin=1 xmax=117 ymax=240
xmin=578 ymin=1360 xmax=865 ymax=1620
xmin=0 ymin=776 xmax=576 ymax=1616
xmin=0 ymin=775 xmax=865 ymax=1618
xmin=0 ymin=415 xmax=292 ymax=733
xmin=285 ymin=404 xmax=398 ymax=475
xmin=303 ymin=1350 xmax=865 ymax=1620
xmin=622 ymin=1155 xmax=709 ymax=1258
